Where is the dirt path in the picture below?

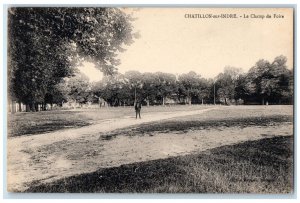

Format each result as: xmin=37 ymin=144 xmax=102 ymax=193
xmin=7 ymin=107 xmax=216 ymax=191
xmin=7 ymin=107 xmax=293 ymax=192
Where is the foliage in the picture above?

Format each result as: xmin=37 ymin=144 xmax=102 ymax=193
xmin=178 ymin=71 xmax=209 ymax=105
xmin=244 ymin=55 xmax=293 ymax=104
xmin=152 ymin=72 xmax=177 ymax=105
xmin=65 ymin=73 xmax=92 ymax=104
xmin=141 ymin=72 xmax=157 ymax=105
xmin=215 ymin=67 xmax=243 ymax=104
xmin=7 ymin=6 xmax=293 ymax=109
xmin=78 ymin=57 xmax=293 ymax=107
xmin=8 ymin=7 xmax=137 ymax=111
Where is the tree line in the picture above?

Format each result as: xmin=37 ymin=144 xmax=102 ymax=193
xmin=7 ymin=8 xmax=293 ymax=112
xmin=51 ymin=55 xmax=293 ymax=108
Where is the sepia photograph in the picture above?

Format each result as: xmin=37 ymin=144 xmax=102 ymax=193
xmin=6 ymin=6 xmax=294 ymax=194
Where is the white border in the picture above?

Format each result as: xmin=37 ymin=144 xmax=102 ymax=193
xmin=1 ymin=1 xmax=299 ymax=203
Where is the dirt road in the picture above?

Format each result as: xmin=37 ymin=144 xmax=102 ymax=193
xmin=6 ymin=106 xmax=293 ymax=192
xmin=7 ymin=107 xmax=215 ymax=191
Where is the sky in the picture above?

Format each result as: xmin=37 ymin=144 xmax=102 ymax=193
xmin=79 ymin=8 xmax=293 ymax=82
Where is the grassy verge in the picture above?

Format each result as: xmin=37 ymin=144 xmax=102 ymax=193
xmin=101 ymin=115 xmax=292 ymax=139
xmin=25 ymin=135 xmax=293 ymax=193
xmin=7 ymin=111 xmax=93 ymax=137
xmin=133 ymin=114 xmax=292 ymax=132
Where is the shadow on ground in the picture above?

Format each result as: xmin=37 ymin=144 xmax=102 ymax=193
xmin=100 ymin=115 xmax=292 ymax=140
xmin=25 ymin=136 xmax=293 ymax=193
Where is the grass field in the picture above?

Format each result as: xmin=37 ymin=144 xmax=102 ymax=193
xmin=7 ymin=105 xmax=292 ymax=137
xmin=100 ymin=105 xmax=293 ymax=138
xmin=25 ymin=135 xmax=293 ymax=193
xmin=7 ymin=105 xmax=212 ymax=137
xmin=7 ymin=105 xmax=294 ymax=193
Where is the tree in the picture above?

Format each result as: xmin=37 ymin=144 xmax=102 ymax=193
xmin=244 ymin=56 xmax=292 ymax=104
xmin=269 ymin=55 xmax=293 ymax=104
xmin=141 ymin=72 xmax=157 ymax=106
xmin=91 ymin=80 xmax=107 ymax=107
xmin=244 ymin=59 xmax=268 ymax=104
xmin=153 ymin=72 xmax=177 ymax=106
xmin=60 ymin=73 xmax=91 ymax=107
xmin=92 ymin=73 xmax=130 ymax=107
xmin=215 ymin=67 xmax=243 ymax=105
xmin=234 ymin=74 xmax=247 ymax=103
xmin=124 ymin=71 xmax=143 ymax=105
xmin=197 ymin=78 xmax=211 ymax=104
xmin=115 ymin=74 xmax=132 ymax=106
xmin=178 ymin=71 xmax=204 ymax=105
xmin=8 ymin=7 xmax=137 ymax=111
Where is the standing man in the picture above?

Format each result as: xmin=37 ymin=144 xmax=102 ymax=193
xmin=135 ymin=101 xmax=142 ymax=119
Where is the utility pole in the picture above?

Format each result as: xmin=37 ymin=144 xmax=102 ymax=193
xmin=214 ymin=82 xmax=216 ymax=105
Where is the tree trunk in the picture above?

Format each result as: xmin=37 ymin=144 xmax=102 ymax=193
xmin=18 ymin=101 xmax=22 ymax=112
xmin=34 ymin=103 xmax=39 ymax=112
xmin=98 ymin=98 xmax=101 ymax=108
xmin=43 ymin=102 xmax=47 ymax=111
xmin=162 ymin=96 xmax=165 ymax=106
xmin=262 ymin=98 xmax=264 ymax=105
xmin=202 ymin=99 xmax=203 ymax=105
xmin=26 ymin=104 xmax=30 ymax=112
xmin=30 ymin=102 xmax=35 ymax=112
xmin=11 ymin=100 xmax=16 ymax=114
xmin=188 ymin=96 xmax=192 ymax=105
